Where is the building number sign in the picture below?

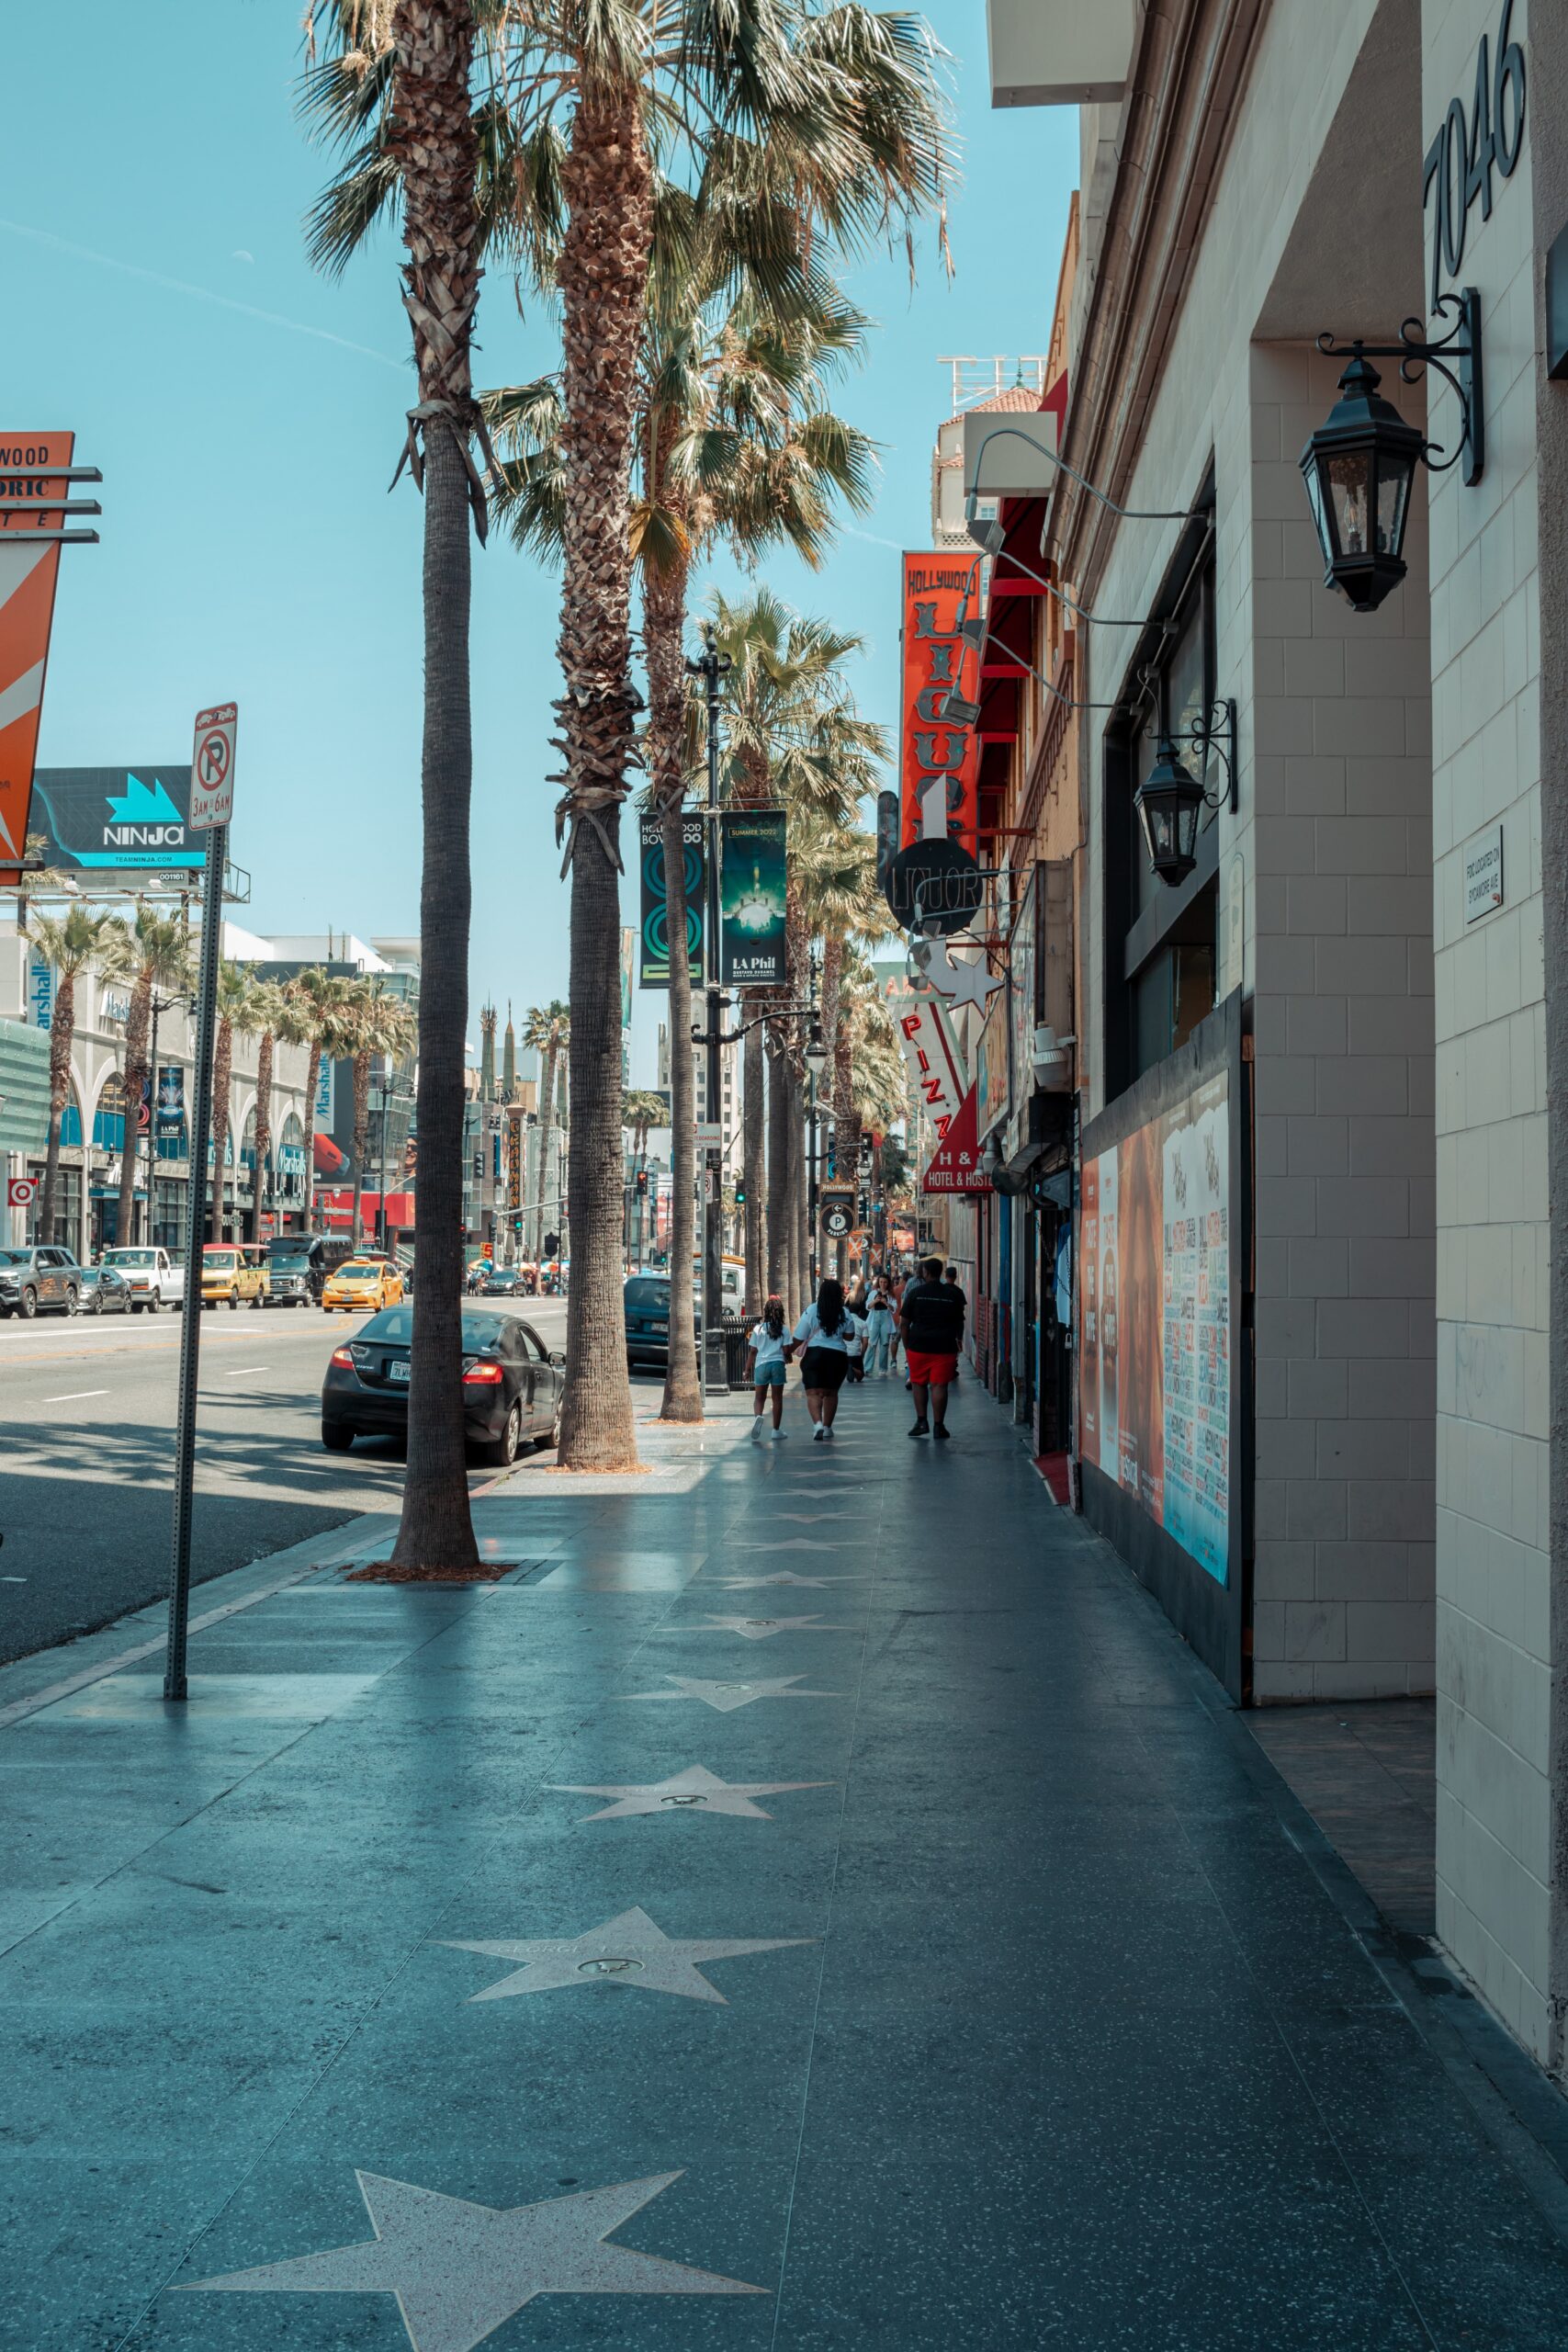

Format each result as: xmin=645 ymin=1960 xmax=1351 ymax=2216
xmin=1422 ymin=0 xmax=1525 ymax=311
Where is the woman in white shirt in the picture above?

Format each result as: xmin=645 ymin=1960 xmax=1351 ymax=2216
xmin=793 ymin=1278 xmax=858 ymax=1440
xmin=746 ymin=1295 xmax=792 ymax=1440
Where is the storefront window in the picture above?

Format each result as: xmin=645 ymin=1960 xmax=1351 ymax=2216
xmin=28 ymin=1163 xmax=82 ymax=1251
xmin=153 ymin=1176 xmax=186 ymax=1251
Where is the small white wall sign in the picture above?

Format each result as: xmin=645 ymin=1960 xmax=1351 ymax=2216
xmin=1463 ymin=823 xmax=1505 ymax=924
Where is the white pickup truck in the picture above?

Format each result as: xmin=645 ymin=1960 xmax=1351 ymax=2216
xmin=100 ymin=1247 xmax=186 ymax=1314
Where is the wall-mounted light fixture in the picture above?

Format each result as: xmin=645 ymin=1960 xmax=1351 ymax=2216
xmin=1299 ymin=289 xmax=1483 ymax=614
xmin=1134 ymin=701 xmax=1238 ymax=888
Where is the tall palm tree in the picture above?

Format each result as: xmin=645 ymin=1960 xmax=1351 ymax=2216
xmin=305 ymin=0 xmax=491 ymax=1573
xmin=277 ymin=967 xmax=347 ymax=1231
xmin=522 ymin=1000 xmax=570 ymax=1260
xmin=209 ymin=963 xmax=261 ymax=1243
xmin=98 ymin=905 xmax=194 ymax=1248
xmin=243 ymin=981 xmax=288 ymax=1242
xmin=794 ymin=822 xmax=891 ymax=1275
xmin=341 ymin=980 xmax=416 ymax=1249
xmin=29 ymin=907 xmax=118 ymax=1250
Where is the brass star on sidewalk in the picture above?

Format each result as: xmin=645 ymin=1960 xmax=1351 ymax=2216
xmin=616 ymin=1674 xmax=843 ymax=1712
xmin=549 ymin=1763 xmax=832 ymax=1820
xmin=180 ymin=2167 xmax=764 ymax=2352
xmin=441 ymin=1905 xmax=815 ymax=2004
xmin=693 ymin=1615 xmax=852 ymax=1640
xmin=709 ymin=1570 xmax=863 ymax=1589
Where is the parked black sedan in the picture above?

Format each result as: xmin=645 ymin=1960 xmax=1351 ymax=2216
xmin=321 ymin=1302 xmax=564 ymax=1466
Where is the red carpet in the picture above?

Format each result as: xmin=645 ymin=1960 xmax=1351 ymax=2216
xmin=1034 ymin=1451 xmax=1070 ymax=1505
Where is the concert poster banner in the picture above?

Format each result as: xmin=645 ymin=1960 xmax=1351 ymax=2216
xmin=638 ymin=811 xmax=705 ymax=987
xmin=718 ymin=808 xmax=787 ymax=985
xmin=898 ymin=553 xmax=979 ymax=859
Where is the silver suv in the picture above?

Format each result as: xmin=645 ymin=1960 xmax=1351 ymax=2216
xmin=0 ymin=1246 xmax=84 ymax=1319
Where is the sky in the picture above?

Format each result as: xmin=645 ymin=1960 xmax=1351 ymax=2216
xmin=6 ymin=2 xmax=1077 ymax=1084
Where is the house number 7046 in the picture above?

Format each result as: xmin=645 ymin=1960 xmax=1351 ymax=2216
xmin=1422 ymin=0 xmax=1525 ymax=312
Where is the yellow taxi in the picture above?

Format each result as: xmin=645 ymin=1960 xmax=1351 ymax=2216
xmin=200 ymin=1243 xmax=267 ymax=1311
xmin=321 ymin=1256 xmax=405 ymax=1315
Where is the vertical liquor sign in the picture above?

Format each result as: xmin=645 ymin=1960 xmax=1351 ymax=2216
xmin=0 ymin=432 xmax=97 ymax=885
xmin=899 ymin=552 xmax=979 ymax=860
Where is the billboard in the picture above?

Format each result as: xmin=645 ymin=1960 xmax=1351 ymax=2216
xmin=28 ymin=766 xmax=205 ymax=874
xmin=719 ymin=807 xmax=787 ymax=985
xmin=638 ymin=811 xmax=705 ymax=987
xmin=0 ymin=432 xmax=75 ymax=885
xmin=899 ymin=552 xmax=979 ymax=860
xmin=1079 ymin=1069 xmax=1231 ymax=1584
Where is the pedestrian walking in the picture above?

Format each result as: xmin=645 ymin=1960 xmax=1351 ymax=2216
xmin=793 ymin=1278 xmax=854 ymax=1441
xmin=844 ymin=1287 xmax=869 ymax=1383
xmin=943 ymin=1264 xmax=967 ymax=1383
xmin=746 ymin=1295 xmax=792 ymax=1441
xmin=900 ymin=1253 xmax=965 ymax=1441
xmin=863 ymin=1278 xmax=896 ymax=1376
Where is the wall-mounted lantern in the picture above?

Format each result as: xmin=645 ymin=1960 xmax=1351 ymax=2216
xmin=1134 ymin=701 xmax=1237 ymax=888
xmin=1299 ymin=288 xmax=1483 ymax=613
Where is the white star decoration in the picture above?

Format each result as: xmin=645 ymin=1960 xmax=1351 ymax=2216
xmin=441 ymin=1906 xmax=814 ymax=2004
xmin=549 ymin=1763 xmax=831 ymax=1820
xmin=729 ymin=1538 xmax=853 ymax=1554
xmin=911 ymin=933 xmax=1004 ymax=1012
xmin=180 ymin=2167 xmax=764 ymax=2352
xmin=617 ymin=1674 xmax=842 ymax=1712
xmin=693 ymin=1614 xmax=852 ymax=1640
xmin=708 ymin=1570 xmax=862 ymax=1589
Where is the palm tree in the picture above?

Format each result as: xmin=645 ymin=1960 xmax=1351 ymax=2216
xmin=794 ymin=822 xmax=892 ymax=1276
xmin=304 ymin=0 xmax=491 ymax=1573
xmin=621 ymin=1087 xmax=666 ymax=1156
xmin=522 ymin=1001 xmax=570 ymax=1260
xmin=209 ymin=963 xmax=261 ymax=1242
xmin=98 ymin=905 xmax=194 ymax=1248
xmin=341 ymin=979 xmax=416 ymax=1250
xmin=29 ymin=907 xmax=118 ymax=1250
xmin=277 ymin=967 xmax=346 ymax=1231
xmin=243 ymin=981 xmax=288 ymax=1242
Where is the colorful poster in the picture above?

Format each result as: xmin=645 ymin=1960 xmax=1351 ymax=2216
xmin=718 ymin=808 xmax=787 ymax=985
xmin=976 ymin=985 xmax=1010 ymax=1141
xmin=899 ymin=553 xmax=979 ymax=860
xmin=638 ymin=811 xmax=705 ymax=987
xmin=1077 ymin=1070 xmax=1230 ymax=1584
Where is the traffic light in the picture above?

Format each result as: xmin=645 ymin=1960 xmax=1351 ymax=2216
xmin=734 ymin=1177 xmax=747 ymax=1204
xmin=858 ymin=1193 xmax=870 ymax=1222
xmin=635 ymin=1168 xmax=648 ymax=1197
xmin=544 ymin=1230 xmax=560 ymax=1256
xmin=513 ymin=1214 xmax=524 ymax=1234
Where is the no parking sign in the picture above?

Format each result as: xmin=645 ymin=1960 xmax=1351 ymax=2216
xmin=189 ymin=703 xmax=237 ymax=830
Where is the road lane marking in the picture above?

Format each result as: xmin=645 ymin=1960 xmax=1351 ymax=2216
xmin=43 ymin=1389 xmax=110 ymax=1403
xmin=223 ymin=1366 xmax=270 ymax=1375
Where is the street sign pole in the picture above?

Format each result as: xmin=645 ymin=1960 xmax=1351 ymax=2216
xmin=164 ymin=704 xmax=236 ymax=1702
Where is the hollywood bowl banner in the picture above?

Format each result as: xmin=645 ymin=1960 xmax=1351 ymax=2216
xmin=899 ymin=552 xmax=979 ymax=859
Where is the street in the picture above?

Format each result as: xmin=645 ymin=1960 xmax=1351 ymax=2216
xmin=0 ymin=1296 xmax=568 ymax=1664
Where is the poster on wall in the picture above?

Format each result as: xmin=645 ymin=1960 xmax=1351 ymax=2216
xmin=898 ymin=553 xmax=979 ymax=859
xmin=976 ymin=984 xmax=1010 ymax=1141
xmin=638 ymin=811 xmax=705 ymax=987
xmin=718 ymin=808 xmax=787 ymax=984
xmin=1009 ymin=871 xmax=1038 ymax=1148
xmin=1078 ymin=1069 xmax=1230 ymax=1584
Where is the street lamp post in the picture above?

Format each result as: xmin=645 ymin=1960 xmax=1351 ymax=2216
xmin=803 ymin=955 xmax=828 ymax=1300
xmin=685 ymin=624 xmax=732 ymax=1396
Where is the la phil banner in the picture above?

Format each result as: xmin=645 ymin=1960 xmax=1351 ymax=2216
xmin=899 ymin=553 xmax=978 ymax=859
xmin=1079 ymin=1069 xmax=1231 ymax=1585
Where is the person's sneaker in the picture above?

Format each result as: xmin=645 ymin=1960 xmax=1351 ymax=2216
xmin=932 ymin=1424 xmax=952 ymax=1442
xmin=814 ymin=1425 xmax=828 ymax=1442
xmin=908 ymin=1419 xmax=930 ymax=1439
xmin=823 ymin=1425 xmax=834 ymax=1440
xmin=750 ymin=1419 xmax=763 ymax=1442
xmin=773 ymin=1427 xmax=787 ymax=1440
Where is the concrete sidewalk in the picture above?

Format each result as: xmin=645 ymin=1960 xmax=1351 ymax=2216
xmin=4 ymin=1374 xmax=1568 ymax=2350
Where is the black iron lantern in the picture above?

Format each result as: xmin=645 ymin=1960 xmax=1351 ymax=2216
xmin=1298 ymin=352 xmax=1426 ymax=612
xmin=1134 ymin=735 xmax=1205 ymax=886
xmin=1299 ymin=290 xmax=1483 ymax=615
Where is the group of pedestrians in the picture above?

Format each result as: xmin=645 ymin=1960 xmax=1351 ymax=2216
xmin=744 ymin=1256 xmax=967 ymax=1445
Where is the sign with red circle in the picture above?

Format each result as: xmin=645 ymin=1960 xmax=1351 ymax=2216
xmin=189 ymin=702 xmax=238 ymax=830
xmin=7 ymin=1175 xmax=38 ymax=1208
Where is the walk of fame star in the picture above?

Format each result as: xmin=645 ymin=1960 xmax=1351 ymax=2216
xmin=549 ymin=1763 xmax=831 ymax=1820
xmin=441 ymin=1905 xmax=814 ymax=2003
xmin=616 ymin=1674 xmax=843 ymax=1711
xmin=692 ymin=1614 xmax=852 ymax=1640
xmin=180 ymin=2167 xmax=764 ymax=2352
xmin=708 ymin=1570 xmax=863 ymax=1589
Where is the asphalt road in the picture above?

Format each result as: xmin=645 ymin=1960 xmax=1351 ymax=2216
xmin=0 ymin=1295 xmax=568 ymax=1667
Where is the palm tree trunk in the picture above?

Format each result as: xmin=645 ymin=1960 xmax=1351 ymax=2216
xmin=646 ymin=550 xmax=701 ymax=1423
xmin=116 ymin=973 xmax=151 ymax=1249
xmin=742 ymin=1021 xmax=765 ymax=1317
xmin=536 ymin=1041 xmax=558 ymax=1261
xmin=209 ymin=1023 xmax=232 ymax=1242
xmin=390 ymin=424 xmax=479 ymax=1570
xmin=302 ymin=1040 xmax=321 ymax=1234
xmin=39 ymin=974 xmax=73 ymax=1247
xmin=252 ymin=1028 xmax=273 ymax=1243
xmin=554 ymin=88 xmax=652 ymax=1472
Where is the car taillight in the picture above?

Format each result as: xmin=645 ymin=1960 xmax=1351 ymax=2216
xmin=330 ymin=1347 xmax=355 ymax=1368
xmin=463 ymin=1359 xmax=504 ymax=1385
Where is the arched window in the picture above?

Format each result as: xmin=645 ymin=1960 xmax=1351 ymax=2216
xmin=56 ymin=1082 xmax=87 ymax=1149
xmin=94 ymin=1069 xmax=129 ymax=1151
xmin=241 ymin=1106 xmax=258 ymax=1170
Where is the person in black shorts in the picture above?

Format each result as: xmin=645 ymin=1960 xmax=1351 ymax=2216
xmin=792 ymin=1279 xmax=854 ymax=1441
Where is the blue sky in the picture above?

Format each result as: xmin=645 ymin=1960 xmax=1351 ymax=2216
xmin=6 ymin=2 xmax=1076 ymax=1081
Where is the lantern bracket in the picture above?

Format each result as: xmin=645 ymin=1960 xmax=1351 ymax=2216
xmin=1183 ymin=698 xmax=1238 ymax=817
xmin=1315 ymin=288 xmax=1483 ymax=486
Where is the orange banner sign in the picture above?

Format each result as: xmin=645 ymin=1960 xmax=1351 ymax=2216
xmin=898 ymin=552 xmax=978 ymax=861
xmin=0 ymin=432 xmax=74 ymax=888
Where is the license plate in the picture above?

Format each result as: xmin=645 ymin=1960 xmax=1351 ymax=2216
xmin=649 ymin=1319 xmax=668 ymax=1333
xmin=389 ymin=1359 xmax=411 ymax=1382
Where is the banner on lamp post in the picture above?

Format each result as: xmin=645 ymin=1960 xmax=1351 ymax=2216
xmin=718 ymin=807 xmax=787 ymax=985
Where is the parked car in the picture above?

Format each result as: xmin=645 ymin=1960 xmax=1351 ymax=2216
xmin=100 ymin=1246 xmax=185 ymax=1314
xmin=479 ymin=1264 xmax=528 ymax=1296
xmin=624 ymin=1272 xmax=699 ymax=1374
xmin=321 ymin=1302 xmax=564 ymax=1465
xmin=322 ymin=1257 xmax=404 ymax=1315
xmin=0 ymin=1246 xmax=84 ymax=1319
xmin=78 ymin=1261 xmax=133 ymax=1317
xmin=200 ymin=1244 xmax=266 ymax=1311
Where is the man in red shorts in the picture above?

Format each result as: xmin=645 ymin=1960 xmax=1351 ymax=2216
xmin=899 ymin=1254 xmax=964 ymax=1441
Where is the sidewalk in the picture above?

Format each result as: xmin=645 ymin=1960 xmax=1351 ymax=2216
xmin=5 ymin=1374 xmax=1568 ymax=2351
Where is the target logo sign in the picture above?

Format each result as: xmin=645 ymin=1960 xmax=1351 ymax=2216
xmin=7 ymin=1175 xmax=38 ymax=1209
xmin=189 ymin=703 xmax=238 ymax=830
